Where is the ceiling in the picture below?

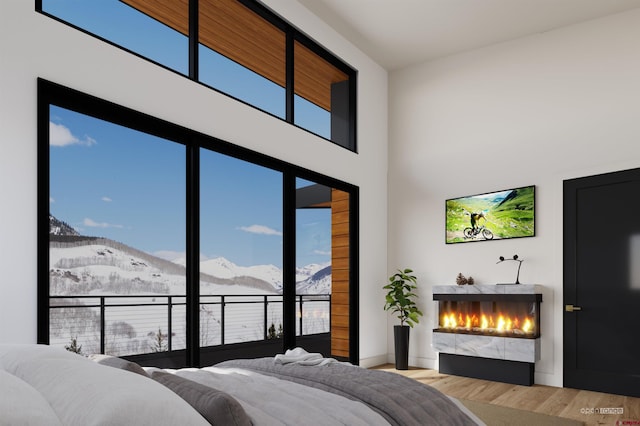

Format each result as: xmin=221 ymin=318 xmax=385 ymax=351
xmin=296 ymin=0 xmax=640 ymax=70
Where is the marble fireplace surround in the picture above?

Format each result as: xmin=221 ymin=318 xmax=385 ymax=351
xmin=432 ymin=284 xmax=543 ymax=363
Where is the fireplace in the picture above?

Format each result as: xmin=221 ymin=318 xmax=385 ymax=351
xmin=432 ymin=285 xmax=542 ymax=385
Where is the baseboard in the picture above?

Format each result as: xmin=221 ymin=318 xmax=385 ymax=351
xmin=359 ymin=353 xmax=389 ymax=368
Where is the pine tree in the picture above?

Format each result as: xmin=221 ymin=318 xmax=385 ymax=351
xmin=65 ymin=336 xmax=83 ymax=355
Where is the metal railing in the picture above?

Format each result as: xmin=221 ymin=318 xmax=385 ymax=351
xmin=49 ymin=294 xmax=330 ymax=356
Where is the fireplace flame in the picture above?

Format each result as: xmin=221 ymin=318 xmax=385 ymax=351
xmin=440 ymin=311 xmax=535 ymax=336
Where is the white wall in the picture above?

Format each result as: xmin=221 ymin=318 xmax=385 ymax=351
xmin=388 ymin=9 xmax=640 ymax=387
xmin=0 ymin=0 xmax=389 ymax=364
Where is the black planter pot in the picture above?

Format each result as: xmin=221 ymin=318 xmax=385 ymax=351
xmin=393 ymin=325 xmax=410 ymax=370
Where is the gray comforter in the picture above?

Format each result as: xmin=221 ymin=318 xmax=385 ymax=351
xmin=216 ymin=358 xmax=478 ymax=426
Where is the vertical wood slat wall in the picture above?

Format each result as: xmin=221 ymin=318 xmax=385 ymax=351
xmin=331 ymin=189 xmax=350 ymax=358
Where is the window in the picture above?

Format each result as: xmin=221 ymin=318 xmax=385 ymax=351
xmin=40 ymin=0 xmax=188 ymax=74
xmin=199 ymin=150 xmax=283 ymax=347
xmin=48 ymin=105 xmax=187 ymax=356
xmin=38 ymin=80 xmax=358 ymax=365
xmin=294 ymin=41 xmax=350 ymax=144
xmin=198 ymin=0 xmax=286 ymax=118
xmin=38 ymin=0 xmax=357 ymax=151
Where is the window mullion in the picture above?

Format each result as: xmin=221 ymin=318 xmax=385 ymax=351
xmin=186 ymin=142 xmax=200 ymax=367
xmin=285 ymin=29 xmax=294 ymax=123
xmin=282 ymin=172 xmax=296 ymax=350
xmin=189 ymin=0 xmax=199 ymax=81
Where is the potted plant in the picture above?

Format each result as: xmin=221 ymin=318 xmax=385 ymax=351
xmin=383 ymin=268 xmax=423 ymax=370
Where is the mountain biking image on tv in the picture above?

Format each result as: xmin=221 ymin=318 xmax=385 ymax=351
xmin=445 ymin=186 xmax=535 ymax=243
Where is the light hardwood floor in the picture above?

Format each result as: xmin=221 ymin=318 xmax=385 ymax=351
xmin=373 ymin=364 xmax=640 ymax=426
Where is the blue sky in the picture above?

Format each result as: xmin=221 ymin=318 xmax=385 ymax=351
xmin=49 ymin=104 xmax=331 ymax=269
xmin=45 ymin=1 xmax=335 ymax=269
xmin=42 ymin=0 xmax=331 ymax=137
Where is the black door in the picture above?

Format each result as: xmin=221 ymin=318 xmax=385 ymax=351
xmin=564 ymin=168 xmax=640 ymax=397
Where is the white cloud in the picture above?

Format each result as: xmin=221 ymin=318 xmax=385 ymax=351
xmin=313 ymin=250 xmax=331 ymax=256
xmin=238 ymin=224 xmax=282 ymax=236
xmin=101 ymin=196 xmax=112 ymax=202
xmin=49 ymin=121 xmax=96 ymax=147
xmin=83 ymin=218 xmax=123 ymax=229
xmin=50 ymin=197 xmax=55 ymax=203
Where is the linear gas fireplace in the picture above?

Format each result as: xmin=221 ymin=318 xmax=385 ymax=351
xmin=432 ymin=285 xmax=543 ymax=386
xmin=436 ymin=299 xmax=539 ymax=338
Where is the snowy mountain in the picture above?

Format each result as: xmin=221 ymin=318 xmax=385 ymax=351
xmin=49 ymin=214 xmax=79 ymax=236
xmin=296 ymin=265 xmax=331 ymax=294
xmin=48 ymin=214 xmax=331 ymax=296
xmin=49 ymin=237 xmax=277 ymax=296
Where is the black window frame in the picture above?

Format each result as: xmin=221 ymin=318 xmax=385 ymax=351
xmin=37 ymin=78 xmax=359 ymax=366
xmin=35 ymin=0 xmax=357 ymax=152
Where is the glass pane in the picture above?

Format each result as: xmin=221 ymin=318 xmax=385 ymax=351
xmin=200 ymin=149 xmax=283 ymax=348
xmin=199 ymin=0 xmax=286 ymax=118
xmin=294 ymin=41 xmax=351 ymax=146
xmin=295 ymin=179 xmax=336 ymax=356
xmin=48 ymin=106 xmax=186 ymax=356
xmin=41 ymin=0 xmax=188 ymax=74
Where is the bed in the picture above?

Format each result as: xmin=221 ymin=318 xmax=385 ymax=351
xmin=0 ymin=344 xmax=484 ymax=425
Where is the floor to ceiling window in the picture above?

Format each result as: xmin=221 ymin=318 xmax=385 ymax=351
xmin=38 ymin=80 xmax=358 ymax=366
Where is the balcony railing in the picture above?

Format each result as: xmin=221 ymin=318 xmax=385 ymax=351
xmin=49 ymin=294 xmax=330 ymax=357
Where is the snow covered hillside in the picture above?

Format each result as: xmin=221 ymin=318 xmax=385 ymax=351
xmin=49 ymin=236 xmax=331 ymax=296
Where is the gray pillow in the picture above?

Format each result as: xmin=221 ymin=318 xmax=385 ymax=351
xmin=150 ymin=370 xmax=252 ymax=426
xmin=88 ymin=354 xmax=149 ymax=377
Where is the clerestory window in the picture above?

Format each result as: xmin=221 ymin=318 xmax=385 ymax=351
xmin=37 ymin=0 xmax=357 ymax=151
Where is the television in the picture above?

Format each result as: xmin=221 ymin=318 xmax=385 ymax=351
xmin=445 ymin=185 xmax=535 ymax=244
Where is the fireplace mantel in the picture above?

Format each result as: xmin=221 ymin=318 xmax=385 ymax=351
xmin=432 ymin=284 xmax=543 ymax=385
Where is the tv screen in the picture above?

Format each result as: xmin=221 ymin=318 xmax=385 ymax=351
xmin=445 ymin=185 xmax=535 ymax=244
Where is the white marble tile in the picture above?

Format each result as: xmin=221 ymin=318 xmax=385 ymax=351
xmin=455 ymin=334 xmax=505 ymax=360
xmin=504 ymin=337 xmax=540 ymax=362
xmin=433 ymin=285 xmax=467 ymax=295
xmin=503 ymin=284 xmax=543 ymax=294
xmin=434 ymin=284 xmax=543 ymax=295
xmin=466 ymin=285 xmax=503 ymax=295
xmin=432 ymin=332 xmax=456 ymax=353
xmin=433 ymin=332 xmax=540 ymax=362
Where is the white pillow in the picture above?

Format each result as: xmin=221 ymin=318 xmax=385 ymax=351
xmin=0 ymin=344 xmax=82 ymax=373
xmin=0 ymin=369 xmax=63 ymax=426
xmin=8 ymin=354 xmax=210 ymax=426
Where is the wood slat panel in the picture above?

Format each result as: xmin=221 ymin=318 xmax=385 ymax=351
xmin=331 ymin=314 xmax=349 ymax=328
xmin=332 ymin=305 xmax=349 ymax=316
xmin=332 ymin=257 xmax=350 ymax=270
xmin=332 ymin=234 xmax=349 ymax=248
xmin=332 ymin=221 xmax=350 ymax=238
xmin=331 ymin=211 xmax=350 ymax=226
xmin=332 ymin=189 xmax=350 ymax=202
xmin=331 ymin=291 xmax=349 ymax=305
xmin=330 ymin=187 xmax=350 ymax=358
xmin=332 ymin=246 xmax=349 ymax=262
xmin=331 ymin=347 xmax=349 ymax=358
xmin=295 ymin=41 xmax=348 ymax=111
xmin=331 ymin=338 xmax=350 ymax=351
xmin=122 ymin=0 xmax=347 ymax=111
xmin=331 ymin=326 xmax=349 ymax=340
xmin=199 ymin=0 xmax=286 ymax=88
xmin=122 ymin=0 xmax=188 ymax=34
xmin=332 ymin=272 xmax=349 ymax=284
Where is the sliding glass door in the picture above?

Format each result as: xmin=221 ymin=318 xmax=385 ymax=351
xmin=39 ymin=80 xmax=358 ymax=366
xmin=199 ymin=150 xmax=283 ymax=361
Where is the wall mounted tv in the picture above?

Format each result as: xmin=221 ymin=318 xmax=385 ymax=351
xmin=445 ymin=185 xmax=535 ymax=244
